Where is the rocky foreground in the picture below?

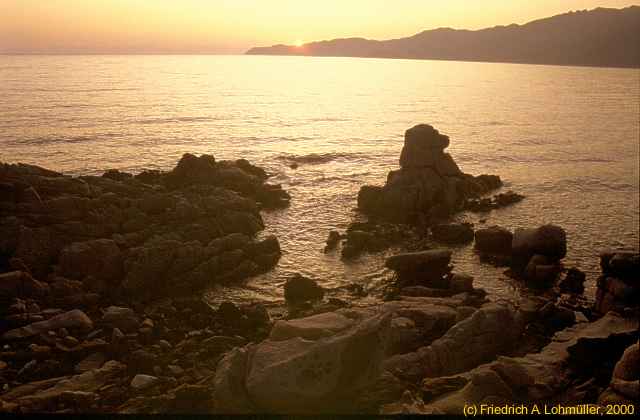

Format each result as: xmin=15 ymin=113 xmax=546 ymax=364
xmin=0 ymin=125 xmax=638 ymax=414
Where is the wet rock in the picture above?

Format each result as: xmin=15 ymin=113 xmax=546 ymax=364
xmin=523 ymin=254 xmax=561 ymax=288
xmin=356 ymin=125 xmax=502 ymax=224
xmin=558 ymin=268 xmax=586 ymax=294
xmin=385 ymin=249 xmax=452 ymax=288
xmin=595 ymin=250 xmax=639 ymax=316
xmin=512 ymin=224 xmax=567 ymax=273
xmin=449 ymin=274 xmax=474 ymax=293
xmin=474 ymin=226 xmax=513 ymax=256
xmin=601 ymin=250 xmax=639 ymax=279
xmin=102 ymin=169 xmax=132 ymax=182
xmin=324 ymin=230 xmax=343 ymax=253
xmin=284 ymin=274 xmax=325 ymax=304
xmin=131 ymin=374 xmax=159 ymax=391
xmin=2 ymin=310 xmax=93 ymax=341
xmin=494 ymin=191 xmax=525 ymax=207
xmin=431 ymin=223 xmax=474 ymax=244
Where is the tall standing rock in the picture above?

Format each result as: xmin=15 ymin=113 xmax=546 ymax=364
xmin=357 ymin=125 xmax=502 ymax=224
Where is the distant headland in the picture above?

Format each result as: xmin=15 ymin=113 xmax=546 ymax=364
xmin=246 ymin=6 xmax=640 ymax=68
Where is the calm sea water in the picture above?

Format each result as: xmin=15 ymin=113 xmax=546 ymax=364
xmin=1 ymin=55 xmax=638 ymax=305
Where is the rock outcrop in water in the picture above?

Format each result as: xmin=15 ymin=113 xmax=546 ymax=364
xmin=0 ymin=154 xmax=288 ymax=301
xmin=0 ymin=149 xmax=638 ymax=415
xmin=0 ymin=155 xmax=289 ymax=413
xmin=357 ymin=124 xmax=504 ymax=225
xmin=595 ymin=250 xmax=639 ymax=316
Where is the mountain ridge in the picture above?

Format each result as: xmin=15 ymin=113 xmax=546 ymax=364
xmin=246 ymin=6 xmax=640 ymax=68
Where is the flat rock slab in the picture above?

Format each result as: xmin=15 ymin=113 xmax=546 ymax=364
xmin=385 ymin=250 xmax=452 ymax=273
xmin=2 ymin=309 xmax=93 ymax=340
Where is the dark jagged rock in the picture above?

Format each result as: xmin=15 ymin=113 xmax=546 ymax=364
xmin=385 ymin=249 xmax=452 ymax=288
xmin=595 ymin=250 xmax=639 ymax=316
xmin=511 ymin=224 xmax=567 ymax=285
xmin=341 ymin=222 xmax=413 ymax=260
xmin=284 ymin=274 xmax=325 ymax=304
xmin=474 ymin=225 xmax=513 ymax=256
xmin=431 ymin=223 xmax=474 ymax=244
xmin=0 ymin=155 xmax=286 ymax=301
xmin=357 ymin=125 xmax=503 ymax=225
xmin=558 ymin=268 xmax=587 ymax=294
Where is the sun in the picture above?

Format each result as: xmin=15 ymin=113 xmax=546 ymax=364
xmin=294 ymin=40 xmax=304 ymax=47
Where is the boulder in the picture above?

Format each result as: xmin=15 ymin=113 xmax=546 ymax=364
xmin=385 ymin=249 xmax=452 ymax=287
xmin=594 ymin=250 xmax=639 ymax=316
xmin=512 ymin=225 xmax=567 ymax=272
xmin=212 ymin=347 xmax=256 ymax=413
xmin=601 ymin=251 xmax=639 ymax=279
xmin=284 ymin=274 xmax=325 ymax=304
xmin=400 ymin=125 xmax=450 ymax=169
xmin=558 ymin=268 xmax=586 ymax=294
xmin=474 ymin=226 xmax=513 ymax=255
xmin=2 ymin=310 xmax=93 ymax=340
xmin=355 ymin=125 xmax=502 ymax=224
xmin=431 ymin=223 xmax=474 ymax=244
xmin=131 ymin=374 xmax=160 ymax=391
xmin=101 ymin=306 xmax=140 ymax=333
xmin=523 ymin=255 xmax=560 ymax=288
xmin=243 ymin=313 xmax=392 ymax=413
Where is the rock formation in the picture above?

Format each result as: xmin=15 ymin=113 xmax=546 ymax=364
xmin=595 ymin=250 xmax=639 ymax=316
xmin=0 ymin=154 xmax=287 ymax=301
xmin=357 ymin=124 xmax=503 ymax=225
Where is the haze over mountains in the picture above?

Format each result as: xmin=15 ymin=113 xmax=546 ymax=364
xmin=247 ymin=6 xmax=640 ymax=68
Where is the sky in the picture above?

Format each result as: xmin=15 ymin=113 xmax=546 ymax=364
xmin=1 ymin=0 xmax=637 ymax=54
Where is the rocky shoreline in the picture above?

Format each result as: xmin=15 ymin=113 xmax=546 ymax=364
xmin=0 ymin=125 xmax=638 ymax=414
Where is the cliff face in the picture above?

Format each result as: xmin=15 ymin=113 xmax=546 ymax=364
xmin=247 ymin=6 xmax=640 ymax=68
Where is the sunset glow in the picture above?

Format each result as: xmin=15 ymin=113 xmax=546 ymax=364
xmin=0 ymin=0 xmax=636 ymax=54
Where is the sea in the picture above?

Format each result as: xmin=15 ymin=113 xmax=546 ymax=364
xmin=1 ymin=55 xmax=638 ymax=307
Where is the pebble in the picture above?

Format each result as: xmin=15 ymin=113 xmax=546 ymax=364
xmin=130 ymin=374 xmax=159 ymax=390
xmin=167 ymin=365 xmax=184 ymax=377
xmin=63 ymin=336 xmax=80 ymax=348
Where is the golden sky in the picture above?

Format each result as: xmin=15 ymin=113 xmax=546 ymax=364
xmin=1 ymin=0 xmax=637 ymax=54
